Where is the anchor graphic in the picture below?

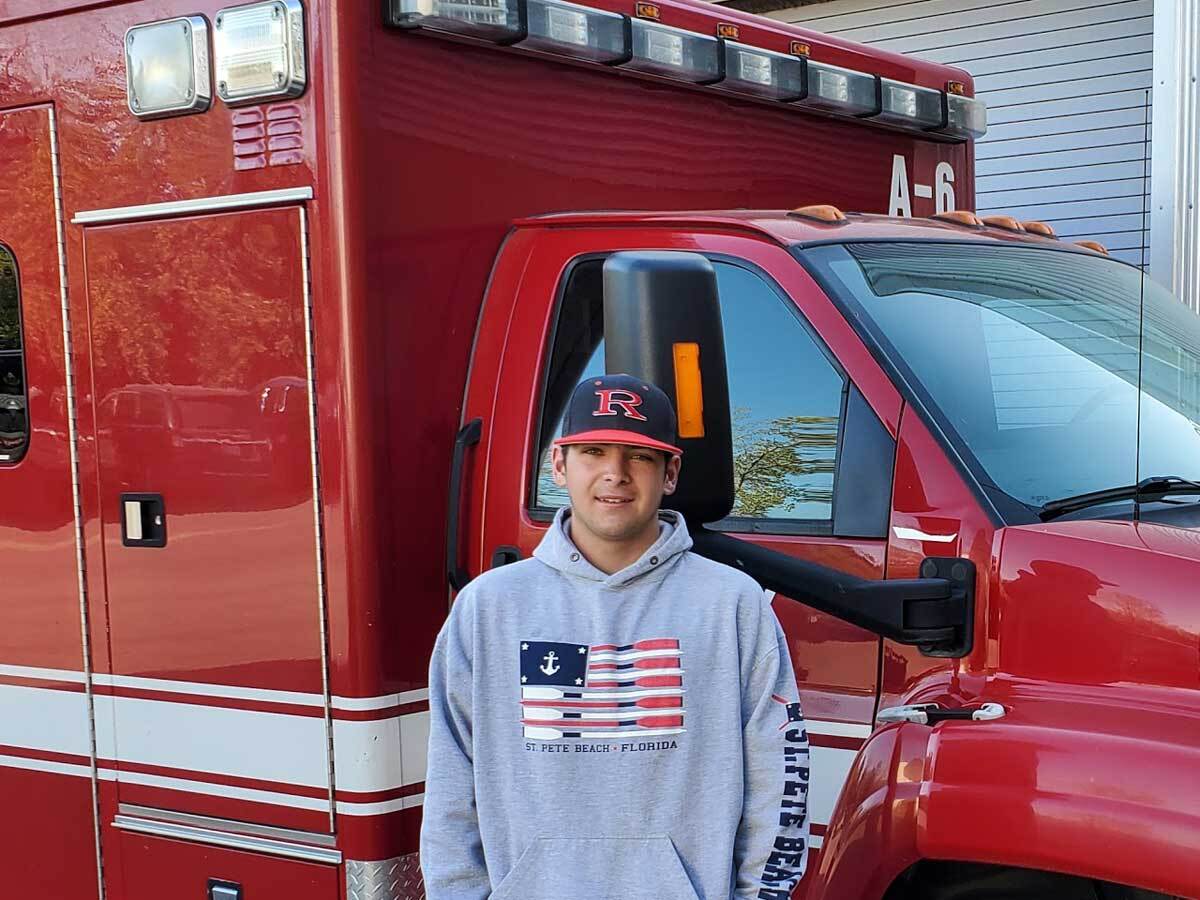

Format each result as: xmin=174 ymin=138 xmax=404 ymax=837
xmin=539 ymin=650 xmax=561 ymax=676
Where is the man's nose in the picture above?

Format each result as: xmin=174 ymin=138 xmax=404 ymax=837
xmin=601 ymin=456 xmax=630 ymax=481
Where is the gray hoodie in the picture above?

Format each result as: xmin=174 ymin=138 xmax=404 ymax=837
xmin=420 ymin=508 xmax=809 ymax=900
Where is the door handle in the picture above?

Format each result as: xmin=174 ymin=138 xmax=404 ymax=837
xmin=446 ymin=418 xmax=482 ymax=590
xmin=490 ymin=545 xmax=522 ymax=568
xmin=121 ymin=493 xmax=167 ymax=548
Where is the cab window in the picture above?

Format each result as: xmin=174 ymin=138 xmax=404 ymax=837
xmin=533 ymin=257 xmax=847 ymax=532
xmin=0 ymin=245 xmax=28 ymax=463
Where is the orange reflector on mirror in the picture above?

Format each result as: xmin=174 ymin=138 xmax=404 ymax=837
xmin=673 ymin=342 xmax=705 ymax=439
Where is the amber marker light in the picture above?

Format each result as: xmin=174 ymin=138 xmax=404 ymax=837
xmin=635 ymin=2 xmax=660 ymax=20
xmin=673 ymin=343 xmax=705 ymax=439
xmin=789 ymin=40 xmax=811 ymax=57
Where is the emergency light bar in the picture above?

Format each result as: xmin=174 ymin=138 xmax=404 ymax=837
xmin=388 ymin=1 xmax=989 ymax=142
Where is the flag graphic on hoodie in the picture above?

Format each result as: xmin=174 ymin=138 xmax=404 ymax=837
xmin=519 ymin=638 xmax=685 ymax=741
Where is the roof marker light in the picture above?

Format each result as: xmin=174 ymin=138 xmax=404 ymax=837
xmin=716 ymin=22 xmax=739 ymax=40
xmin=384 ymin=0 xmax=524 ymax=42
xmin=1022 ymin=220 xmax=1057 ymax=238
xmin=1075 ymin=240 xmax=1109 ymax=255
xmin=125 ymin=16 xmax=212 ymax=119
xmin=788 ymin=204 xmax=846 ymax=223
xmin=214 ymin=1 xmax=307 ymax=105
xmin=720 ymin=41 xmax=805 ymax=100
xmin=932 ymin=210 xmax=984 ymax=227
xmin=981 ymin=215 xmax=1025 ymax=232
xmin=797 ymin=60 xmax=878 ymax=117
xmin=789 ymin=40 xmax=811 ymax=57
xmin=624 ymin=19 xmax=722 ymax=83
xmin=876 ymin=77 xmax=943 ymax=129
xmin=519 ymin=0 xmax=629 ymax=62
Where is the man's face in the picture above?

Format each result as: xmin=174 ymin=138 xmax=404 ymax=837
xmin=552 ymin=443 xmax=681 ymax=544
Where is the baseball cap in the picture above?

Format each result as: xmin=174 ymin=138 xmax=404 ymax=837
xmin=554 ymin=373 xmax=683 ymax=456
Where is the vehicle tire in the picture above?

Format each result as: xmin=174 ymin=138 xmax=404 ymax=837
xmin=895 ymin=862 xmax=1184 ymax=900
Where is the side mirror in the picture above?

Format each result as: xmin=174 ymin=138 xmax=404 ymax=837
xmin=600 ymin=250 xmax=974 ymax=658
xmin=602 ymin=251 xmax=734 ymax=524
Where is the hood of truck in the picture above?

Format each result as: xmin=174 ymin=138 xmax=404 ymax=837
xmin=994 ymin=519 xmax=1200 ymax=689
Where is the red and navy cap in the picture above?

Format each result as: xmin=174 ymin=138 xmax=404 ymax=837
xmin=554 ymin=373 xmax=683 ymax=457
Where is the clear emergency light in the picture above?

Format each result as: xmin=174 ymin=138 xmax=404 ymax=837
xmin=520 ymin=0 xmax=630 ymax=62
xmin=213 ymin=0 xmax=307 ymax=106
xmin=797 ymin=60 xmax=879 ymax=117
xmin=944 ymin=92 xmax=987 ymax=140
xmin=124 ymin=16 xmax=212 ymax=119
xmin=877 ymin=78 xmax=943 ymax=129
xmin=624 ymin=19 xmax=722 ymax=83
xmin=384 ymin=0 xmax=525 ymax=41
xmin=720 ymin=42 xmax=805 ymax=101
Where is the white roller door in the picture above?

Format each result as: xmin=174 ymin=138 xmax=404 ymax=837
xmin=764 ymin=0 xmax=1154 ymax=267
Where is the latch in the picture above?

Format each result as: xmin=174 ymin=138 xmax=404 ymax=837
xmin=876 ymin=702 xmax=1005 ymax=726
xmin=121 ymin=493 xmax=167 ymax=548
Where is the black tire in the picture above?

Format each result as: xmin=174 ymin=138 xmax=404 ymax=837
xmin=891 ymin=862 xmax=1183 ymax=900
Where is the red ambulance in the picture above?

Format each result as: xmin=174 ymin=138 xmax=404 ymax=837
xmin=1 ymin=1 xmax=1196 ymax=899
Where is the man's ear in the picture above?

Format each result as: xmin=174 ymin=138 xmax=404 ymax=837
xmin=551 ymin=445 xmax=568 ymax=487
xmin=662 ymin=454 xmax=681 ymax=495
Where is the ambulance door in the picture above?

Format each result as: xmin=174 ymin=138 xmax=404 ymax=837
xmin=464 ymin=227 xmax=900 ymax=863
xmin=0 ymin=105 xmax=102 ymax=900
xmin=80 ymin=204 xmax=332 ymax=835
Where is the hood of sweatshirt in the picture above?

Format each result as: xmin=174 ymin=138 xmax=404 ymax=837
xmin=532 ymin=506 xmax=694 ymax=589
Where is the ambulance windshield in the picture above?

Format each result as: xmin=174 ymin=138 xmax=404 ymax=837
xmin=806 ymin=241 xmax=1200 ymax=518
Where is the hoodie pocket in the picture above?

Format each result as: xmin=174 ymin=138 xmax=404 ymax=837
xmin=490 ymin=835 xmax=700 ymax=900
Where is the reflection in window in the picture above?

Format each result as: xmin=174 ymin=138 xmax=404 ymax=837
xmin=0 ymin=246 xmax=28 ymax=463
xmin=534 ymin=260 xmax=845 ymax=524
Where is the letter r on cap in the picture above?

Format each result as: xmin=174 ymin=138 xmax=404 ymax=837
xmin=593 ymin=389 xmax=647 ymax=421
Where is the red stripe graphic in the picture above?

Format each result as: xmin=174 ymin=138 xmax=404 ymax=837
xmin=588 ymin=676 xmax=682 ymax=688
xmin=521 ymin=696 xmax=683 ymax=710
xmin=520 ymin=716 xmax=683 ymax=729
xmin=590 ymin=639 xmax=679 ymax=652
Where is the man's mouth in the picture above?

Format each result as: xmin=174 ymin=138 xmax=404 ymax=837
xmin=595 ymin=496 xmax=633 ymax=505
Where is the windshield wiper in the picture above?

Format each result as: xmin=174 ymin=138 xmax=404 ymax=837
xmin=1038 ymin=476 xmax=1200 ymax=522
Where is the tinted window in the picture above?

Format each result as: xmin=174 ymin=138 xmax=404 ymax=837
xmin=534 ymin=258 xmax=846 ymax=527
xmin=0 ymin=246 xmax=28 ymax=463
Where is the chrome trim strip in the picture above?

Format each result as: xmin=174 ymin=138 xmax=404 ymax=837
xmin=70 ymin=186 xmax=314 ymax=225
xmin=118 ymin=804 xmax=338 ymax=847
xmin=113 ymin=814 xmax=342 ymax=864
xmin=48 ymin=105 xmax=106 ymax=900
xmin=298 ymin=206 xmax=338 ymax=831
xmin=332 ymin=688 xmax=430 ymax=710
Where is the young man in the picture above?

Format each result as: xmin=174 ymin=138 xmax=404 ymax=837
xmin=421 ymin=373 xmax=810 ymax=899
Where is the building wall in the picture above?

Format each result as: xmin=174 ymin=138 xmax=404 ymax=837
xmin=765 ymin=0 xmax=1154 ymax=268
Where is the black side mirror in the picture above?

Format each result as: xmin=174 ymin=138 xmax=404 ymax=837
xmin=602 ymin=251 xmax=734 ymax=524
xmin=600 ymin=250 xmax=974 ymax=658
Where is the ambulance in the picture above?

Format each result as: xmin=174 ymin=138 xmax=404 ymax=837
xmin=1 ymin=1 xmax=1196 ymax=899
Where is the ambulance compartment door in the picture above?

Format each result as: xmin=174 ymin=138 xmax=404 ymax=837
xmin=81 ymin=205 xmax=332 ymax=833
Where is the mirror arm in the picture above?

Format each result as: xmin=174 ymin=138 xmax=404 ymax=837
xmin=689 ymin=528 xmax=974 ymax=657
